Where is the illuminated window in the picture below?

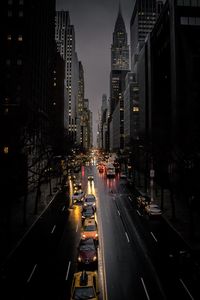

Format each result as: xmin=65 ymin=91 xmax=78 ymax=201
xmin=7 ymin=34 xmax=12 ymax=41
xmin=17 ymin=59 xmax=22 ymax=65
xmin=18 ymin=34 xmax=23 ymax=41
xmin=3 ymin=146 xmax=9 ymax=154
xmin=53 ymin=82 xmax=56 ymax=86
xmin=133 ymin=106 xmax=139 ymax=112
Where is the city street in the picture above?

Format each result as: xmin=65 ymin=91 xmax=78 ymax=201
xmin=1 ymin=162 xmax=199 ymax=300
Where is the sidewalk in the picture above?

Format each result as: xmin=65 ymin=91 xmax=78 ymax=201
xmin=135 ymin=172 xmax=200 ymax=259
xmin=0 ymin=177 xmax=61 ymax=265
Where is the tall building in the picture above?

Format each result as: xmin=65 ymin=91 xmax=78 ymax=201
xmin=109 ymin=4 xmax=129 ymax=151
xmin=130 ymin=0 xmax=164 ymax=72
xmin=55 ymin=11 xmax=70 ymax=60
xmin=0 ymin=0 xmax=56 ymax=203
xmin=111 ymin=4 xmax=129 ymax=71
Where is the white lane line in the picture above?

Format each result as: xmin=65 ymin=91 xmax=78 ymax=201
xmin=51 ymin=225 xmax=56 ymax=234
xmin=76 ymin=223 xmax=79 ymax=232
xmin=117 ymin=210 xmax=121 ymax=216
xmin=27 ymin=264 xmax=37 ymax=283
xmin=141 ymin=277 xmax=150 ymax=300
xmin=65 ymin=261 xmax=71 ymax=281
xmin=179 ymin=278 xmax=194 ymax=300
xmin=128 ymin=196 xmax=133 ymax=202
xmin=125 ymin=232 xmax=130 ymax=243
xmin=137 ymin=210 xmax=141 ymax=216
xmin=62 ymin=205 xmax=65 ymax=211
xmin=150 ymin=231 xmax=158 ymax=243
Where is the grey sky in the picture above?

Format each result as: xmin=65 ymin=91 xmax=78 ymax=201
xmin=56 ymin=0 xmax=134 ymax=146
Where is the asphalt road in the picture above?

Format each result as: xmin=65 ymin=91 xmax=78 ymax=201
xmin=1 ymin=162 xmax=200 ymax=300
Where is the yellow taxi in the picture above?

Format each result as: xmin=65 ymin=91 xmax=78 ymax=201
xmin=70 ymin=270 xmax=99 ymax=300
xmin=81 ymin=218 xmax=98 ymax=241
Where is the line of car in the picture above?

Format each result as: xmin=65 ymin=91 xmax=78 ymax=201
xmin=70 ymin=175 xmax=100 ymax=300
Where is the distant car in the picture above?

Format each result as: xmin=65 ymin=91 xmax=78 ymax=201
xmin=145 ymin=203 xmax=162 ymax=217
xmin=72 ymin=190 xmax=84 ymax=204
xmin=87 ymin=175 xmax=94 ymax=181
xmin=77 ymin=238 xmax=98 ymax=266
xmin=82 ymin=206 xmax=95 ymax=221
xmin=70 ymin=270 xmax=99 ymax=300
xmin=83 ymin=194 xmax=96 ymax=210
xmin=81 ymin=218 xmax=98 ymax=241
xmin=120 ymin=172 xmax=127 ymax=179
xmin=73 ymin=180 xmax=82 ymax=190
xmin=136 ymin=195 xmax=151 ymax=209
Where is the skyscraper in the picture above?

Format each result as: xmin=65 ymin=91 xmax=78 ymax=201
xmin=111 ymin=4 xmax=129 ymax=71
xmin=109 ymin=4 xmax=129 ymax=151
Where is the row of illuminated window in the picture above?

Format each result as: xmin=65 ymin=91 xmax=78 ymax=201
xmin=180 ymin=16 xmax=200 ymax=25
xmin=8 ymin=0 xmax=24 ymax=4
xmin=8 ymin=10 xmax=23 ymax=17
xmin=177 ymin=0 xmax=200 ymax=6
xmin=6 ymin=58 xmax=23 ymax=66
xmin=7 ymin=34 xmax=23 ymax=41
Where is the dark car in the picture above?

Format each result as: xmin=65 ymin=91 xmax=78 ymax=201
xmin=82 ymin=206 xmax=95 ymax=221
xmin=77 ymin=238 xmax=98 ymax=267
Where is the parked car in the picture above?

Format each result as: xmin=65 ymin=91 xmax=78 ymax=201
xmin=70 ymin=270 xmax=99 ymax=300
xmin=144 ymin=203 xmax=162 ymax=217
xmin=136 ymin=195 xmax=151 ymax=209
xmin=77 ymin=238 xmax=98 ymax=266
xmin=83 ymin=194 xmax=96 ymax=210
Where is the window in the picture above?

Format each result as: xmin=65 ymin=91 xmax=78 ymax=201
xmin=18 ymin=34 xmax=23 ymax=41
xmin=17 ymin=59 xmax=22 ymax=65
xmin=7 ymin=34 xmax=12 ymax=41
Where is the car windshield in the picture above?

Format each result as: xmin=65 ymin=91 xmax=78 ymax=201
xmin=84 ymin=225 xmax=96 ymax=231
xmin=73 ymin=286 xmax=95 ymax=299
xmin=85 ymin=198 xmax=95 ymax=203
xmin=80 ymin=244 xmax=95 ymax=251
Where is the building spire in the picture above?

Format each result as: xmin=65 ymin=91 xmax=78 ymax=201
xmin=119 ymin=0 xmax=121 ymax=14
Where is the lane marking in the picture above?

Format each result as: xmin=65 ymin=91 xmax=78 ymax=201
xmin=65 ymin=261 xmax=71 ymax=280
xmin=76 ymin=223 xmax=79 ymax=232
xmin=141 ymin=277 xmax=150 ymax=300
xmin=62 ymin=205 xmax=65 ymax=211
xmin=125 ymin=232 xmax=130 ymax=243
xmin=27 ymin=264 xmax=37 ymax=283
xmin=51 ymin=225 xmax=56 ymax=234
xmin=150 ymin=232 xmax=158 ymax=243
xmin=179 ymin=278 xmax=194 ymax=300
xmin=128 ymin=196 xmax=133 ymax=202
xmin=137 ymin=210 xmax=141 ymax=216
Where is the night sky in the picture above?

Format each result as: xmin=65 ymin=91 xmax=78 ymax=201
xmin=56 ymin=0 xmax=134 ymax=145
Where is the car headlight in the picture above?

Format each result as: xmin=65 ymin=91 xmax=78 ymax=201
xmin=95 ymin=233 xmax=98 ymax=237
xmin=93 ymin=256 xmax=97 ymax=261
xmin=82 ymin=234 xmax=86 ymax=238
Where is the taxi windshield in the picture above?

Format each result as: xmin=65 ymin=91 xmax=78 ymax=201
xmin=73 ymin=286 xmax=95 ymax=299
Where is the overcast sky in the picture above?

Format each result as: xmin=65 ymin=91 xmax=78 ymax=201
xmin=56 ymin=0 xmax=134 ymax=145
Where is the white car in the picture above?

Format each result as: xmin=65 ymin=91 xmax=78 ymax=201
xmin=83 ymin=194 xmax=96 ymax=210
xmin=145 ymin=203 xmax=162 ymax=217
xmin=72 ymin=190 xmax=84 ymax=204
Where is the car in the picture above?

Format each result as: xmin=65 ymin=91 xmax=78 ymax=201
xmin=136 ymin=195 xmax=151 ymax=209
xmin=73 ymin=180 xmax=82 ymax=190
xmin=87 ymin=175 xmax=94 ymax=181
xmin=72 ymin=190 xmax=84 ymax=204
xmin=82 ymin=206 xmax=95 ymax=221
xmin=81 ymin=218 xmax=98 ymax=241
xmin=70 ymin=270 xmax=99 ymax=300
xmin=120 ymin=172 xmax=127 ymax=179
xmin=144 ymin=203 xmax=162 ymax=217
xmin=77 ymin=238 xmax=98 ymax=266
xmin=83 ymin=194 xmax=96 ymax=210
